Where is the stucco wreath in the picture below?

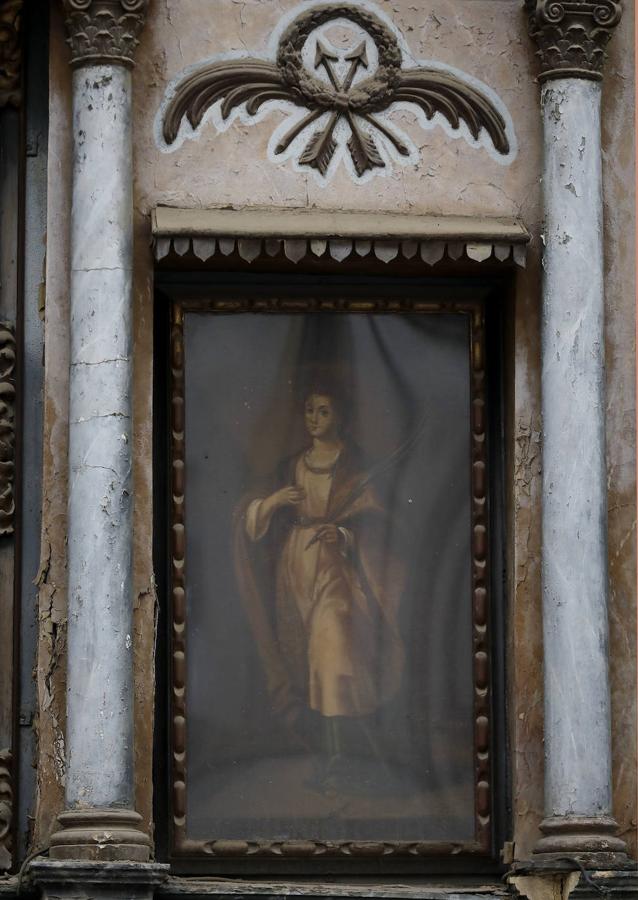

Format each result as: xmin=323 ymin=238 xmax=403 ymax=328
xmin=276 ymin=4 xmax=403 ymax=112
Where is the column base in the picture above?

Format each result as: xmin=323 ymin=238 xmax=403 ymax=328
xmin=49 ymin=809 xmax=153 ymax=862
xmin=30 ymin=860 xmax=169 ymax=900
xmin=533 ymin=814 xmax=630 ymax=868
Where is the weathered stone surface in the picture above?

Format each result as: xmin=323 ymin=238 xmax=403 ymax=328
xmin=30 ymin=859 xmax=168 ymax=900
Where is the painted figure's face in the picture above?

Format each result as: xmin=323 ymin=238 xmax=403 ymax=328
xmin=304 ymin=394 xmax=338 ymax=440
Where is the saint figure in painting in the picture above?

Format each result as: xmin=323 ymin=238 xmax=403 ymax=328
xmin=234 ymin=374 xmax=405 ymax=787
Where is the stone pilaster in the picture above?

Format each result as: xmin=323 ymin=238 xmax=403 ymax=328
xmin=48 ymin=0 xmax=150 ymax=863
xmin=524 ymin=0 xmax=628 ymax=867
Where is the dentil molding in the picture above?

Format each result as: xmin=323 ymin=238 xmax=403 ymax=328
xmin=62 ymin=0 xmax=148 ymax=68
xmin=525 ymin=0 xmax=622 ymax=81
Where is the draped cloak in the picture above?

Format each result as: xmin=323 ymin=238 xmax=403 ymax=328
xmin=233 ymin=444 xmax=405 ymax=729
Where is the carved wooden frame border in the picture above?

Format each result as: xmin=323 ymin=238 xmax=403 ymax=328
xmin=167 ymin=290 xmax=495 ymax=866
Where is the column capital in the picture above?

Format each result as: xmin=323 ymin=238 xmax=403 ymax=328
xmin=61 ymin=0 xmax=149 ymax=69
xmin=524 ymin=0 xmax=622 ymax=82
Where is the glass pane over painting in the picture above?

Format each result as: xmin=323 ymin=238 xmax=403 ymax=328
xmin=180 ymin=309 xmax=476 ymax=845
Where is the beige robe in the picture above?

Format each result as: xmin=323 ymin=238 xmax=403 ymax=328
xmin=244 ymin=450 xmax=404 ymax=718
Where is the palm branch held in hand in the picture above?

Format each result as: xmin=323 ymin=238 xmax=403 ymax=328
xmin=304 ymin=409 xmax=429 ymax=550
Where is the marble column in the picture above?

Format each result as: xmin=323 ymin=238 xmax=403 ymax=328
xmin=525 ymin=0 xmax=628 ymax=865
xmin=48 ymin=0 xmax=150 ymax=862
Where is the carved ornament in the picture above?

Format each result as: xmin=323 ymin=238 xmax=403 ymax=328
xmin=0 ymin=749 xmax=12 ymax=871
xmin=162 ymin=3 xmax=511 ymax=179
xmin=62 ymin=0 xmax=148 ymax=68
xmin=0 ymin=0 xmax=22 ymax=108
xmin=525 ymin=0 xmax=622 ymax=81
xmin=0 ymin=323 xmax=15 ymax=538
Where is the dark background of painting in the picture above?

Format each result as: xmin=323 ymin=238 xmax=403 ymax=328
xmin=183 ymin=308 xmax=475 ymax=842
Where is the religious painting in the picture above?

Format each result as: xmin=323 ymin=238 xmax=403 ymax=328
xmin=166 ymin=282 xmax=498 ymax=867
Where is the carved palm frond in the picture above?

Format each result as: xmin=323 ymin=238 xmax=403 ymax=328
xmin=163 ymin=59 xmax=294 ymax=144
xmin=393 ymin=69 xmax=510 ymax=155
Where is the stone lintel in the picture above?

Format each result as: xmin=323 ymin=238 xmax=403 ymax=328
xmin=524 ymin=0 xmax=622 ymax=82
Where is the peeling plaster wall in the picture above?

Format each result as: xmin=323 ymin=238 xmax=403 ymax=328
xmin=33 ymin=0 xmax=635 ymax=863
xmin=34 ymin=3 xmax=71 ymax=850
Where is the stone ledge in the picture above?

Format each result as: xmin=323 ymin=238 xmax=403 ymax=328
xmin=508 ymin=858 xmax=637 ymax=877
xmin=30 ymin=859 xmax=169 ymax=879
xmin=5 ymin=869 xmax=638 ymax=900
xmin=507 ymin=861 xmax=638 ymax=900
xmin=158 ymin=878 xmax=508 ymax=900
xmin=29 ymin=859 xmax=169 ymax=891
xmin=0 ymin=877 xmax=22 ymax=897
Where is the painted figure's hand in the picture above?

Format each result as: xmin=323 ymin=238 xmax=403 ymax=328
xmin=273 ymin=485 xmax=306 ymax=508
xmin=314 ymin=524 xmax=340 ymax=544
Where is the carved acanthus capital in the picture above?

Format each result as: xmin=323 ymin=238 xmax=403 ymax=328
xmin=525 ymin=0 xmax=622 ymax=81
xmin=0 ymin=0 xmax=23 ymax=108
xmin=62 ymin=0 xmax=149 ymax=68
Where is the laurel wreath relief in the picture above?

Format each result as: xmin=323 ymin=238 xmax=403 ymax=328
xmin=162 ymin=4 xmax=510 ymax=177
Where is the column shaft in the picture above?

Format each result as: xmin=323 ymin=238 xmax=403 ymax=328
xmin=49 ymin=54 xmax=149 ymax=862
xmin=536 ymin=78 xmax=627 ymax=862
xmin=541 ymin=78 xmax=609 ymax=816
xmin=66 ymin=64 xmax=134 ymax=809
xmin=523 ymin=0 xmax=629 ymax=867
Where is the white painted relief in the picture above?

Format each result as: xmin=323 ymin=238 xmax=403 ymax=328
xmin=155 ymin=1 xmax=517 ymax=184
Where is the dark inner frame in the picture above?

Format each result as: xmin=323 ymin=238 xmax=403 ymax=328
xmin=153 ymin=270 xmax=509 ymax=877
